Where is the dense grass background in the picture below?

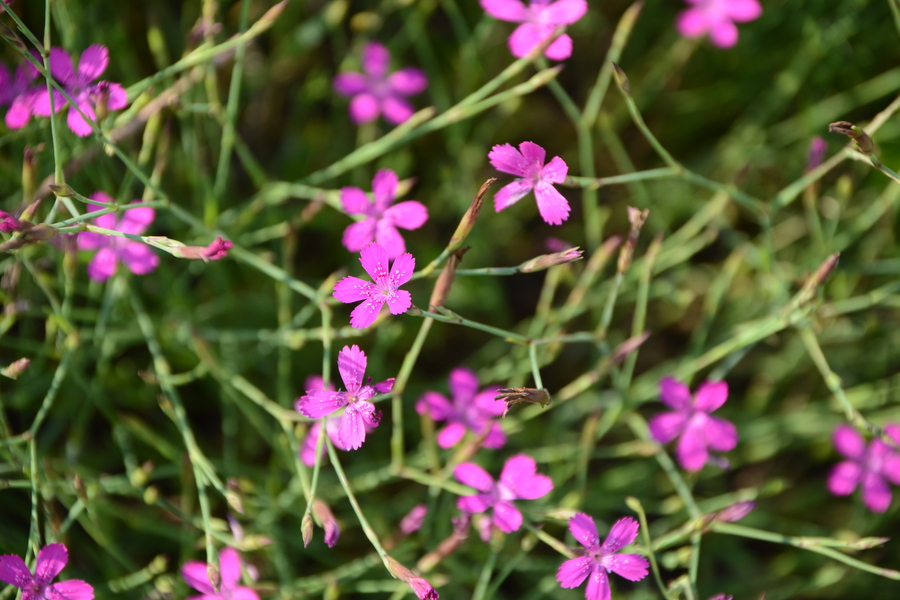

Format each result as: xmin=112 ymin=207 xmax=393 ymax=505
xmin=3 ymin=0 xmax=900 ymax=598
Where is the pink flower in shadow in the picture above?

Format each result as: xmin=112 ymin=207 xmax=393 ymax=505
xmin=557 ymin=514 xmax=649 ymax=600
xmin=416 ymin=367 xmax=506 ymax=449
xmin=488 ymin=141 xmax=570 ymax=225
xmin=828 ymin=424 xmax=900 ymax=513
xmin=676 ymin=0 xmax=762 ymax=48
xmin=480 ymin=0 xmax=588 ymax=60
xmin=181 ymin=547 xmax=259 ymax=600
xmin=76 ymin=192 xmax=159 ymax=282
xmin=648 ymin=377 xmax=738 ymax=472
xmin=0 ymin=59 xmax=40 ymax=129
xmin=333 ymin=242 xmax=414 ymax=329
xmin=0 ymin=543 xmax=94 ymax=600
xmin=341 ymin=169 xmax=428 ymax=258
xmin=454 ymin=454 xmax=552 ymax=541
xmin=333 ymin=42 xmax=427 ymax=125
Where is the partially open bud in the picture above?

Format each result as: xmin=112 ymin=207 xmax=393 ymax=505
xmin=145 ymin=235 xmax=233 ymax=261
xmin=520 ymin=247 xmax=583 ymax=273
xmin=301 ymin=513 xmax=314 ymax=548
xmin=48 ymin=183 xmax=77 ymax=198
xmin=207 ymin=563 xmax=221 ymax=593
xmin=495 ymin=387 xmax=551 ymax=418
xmin=399 ymin=504 xmax=428 ymax=536
xmin=828 ymin=121 xmax=874 ymax=156
xmin=92 ymin=81 xmax=112 ymax=121
xmin=385 ymin=556 xmax=439 ymax=600
xmin=1 ymin=358 xmax=30 ymax=379
xmin=714 ymin=500 xmax=756 ymax=523
xmin=0 ymin=211 xmax=22 ymax=233
xmin=448 ymin=178 xmax=494 ymax=251
xmin=312 ymin=498 xmax=340 ymax=548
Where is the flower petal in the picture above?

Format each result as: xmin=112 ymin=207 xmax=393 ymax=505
xmin=333 ymin=72 xmax=368 ymax=97
xmin=606 ymin=553 xmax=649 ymax=582
xmin=373 ymin=378 xmax=394 ymax=394
xmin=827 ymin=460 xmax=862 ymax=496
xmin=68 ymin=102 xmax=96 ymax=137
xmin=359 ymin=242 xmax=391 ymax=281
xmin=386 ymin=289 xmax=412 ymax=315
xmin=861 ymin=472 xmax=892 ymax=513
xmin=693 ymin=381 xmax=729 ymax=412
xmin=334 ymin=276 xmax=376 ymax=304
xmin=232 ymin=588 xmax=261 ymax=600
xmin=348 ymin=93 xmax=380 ymax=124
xmin=361 ymin=42 xmax=391 ymax=79
xmin=297 ymin=390 xmax=348 ymax=418
xmin=676 ymin=423 xmax=708 ymax=471
xmin=676 ymin=8 xmax=711 ymax=39
xmin=474 ymin=387 xmax=506 ymax=418
xmin=338 ymin=402 xmax=374 ymax=449
xmin=349 ymin=298 xmax=385 ymax=328
xmin=77 ymin=45 xmax=108 ymax=83
xmin=218 ymin=548 xmax=242 ymax=589
xmin=507 ymin=23 xmax=547 ymax=59
xmin=454 ymin=462 xmax=495 ymax=491
xmin=568 ymin=512 xmax=600 ymax=552
xmin=181 ymin=560 xmax=215 ymax=594
xmin=437 ymin=422 xmax=467 ymax=448
xmin=384 ymin=201 xmax=428 ymax=230
xmin=488 ymin=143 xmax=529 ymax=177
xmin=371 ymin=169 xmax=398 ymax=212
xmin=299 ymin=422 xmax=324 ymax=466
xmin=534 ymin=180 xmax=570 ymax=225
xmin=337 ymin=345 xmax=366 ymax=392
xmin=541 ymin=155 xmax=568 ymax=184
xmin=482 ymin=422 xmax=507 ymax=449
xmin=449 ymin=367 xmax=479 ymax=402
xmin=659 ymin=377 xmax=692 ymax=411
xmin=118 ymin=205 xmax=156 ymax=235
xmin=726 ymin=0 xmax=763 ymax=22
xmin=381 ymin=96 xmax=415 ymax=125
xmin=49 ymin=48 xmax=75 ymax=84
xmin=541 ymin=0 xmax=588 ymax=25
xmin=518 ymin=141 xmax=546 ymax=165
xmin=600 ymin=517 xmax=640 ymax=554
xmin=105 ymin=82 xmax=128 ymax=110
xmin=45 ymin=580 xmax=94 ymax=600
xmin=544 ymin=34 xmax=574 ymax=62
xmin=343 ymin=219 xmax=377 ymax=253
xmin=5 ymin=94 xmax=33 ymax=129
xmin=708 ymin=19 xmax=740 ymax=48
xmin=0 ymin=553 xmax=33 ymax=588
xmin=87 ymin=247 xmax=119 ymax=282
xmin=387 ymin=68 xmax=428 ymax=96
xmin=375 ymin=221 xmax=407 ymax=259
xmin=120 ymin=242 xmax=159 ymax=276
xmin=341 ymin=187 xmax=372 ymax=215
xmin=833 ymin=425 xmax=866 ymax=460
xmin=499 ymin=453 xmax=553 ymax=500
xmin=492 ymin=500 xmax=522 ymax=533
xmin=584 ymin=567 xmax=611 ymax=600
xmin=479 ymin=0 xmax=528 ymax=22
xmin=389 ymin=252 xmax=415 ymax=287
xmin=649 ymin=412 xmax=688 ymax=444
xmin=458 ymin=493 xmax=494 ymax=514
xmin=557 ymin=556 xmax=593 ymax=589
xmin=705 ymin=416 xmax=738 ymax=452
xmin=416 ymin=391 xmax=455 ymax=420
xmin=493 ymin=180 xmax=534 ymax=212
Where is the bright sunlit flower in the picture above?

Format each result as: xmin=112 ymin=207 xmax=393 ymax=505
xmin=333 ymin=242 xmax=414 ymax=329
xmin=0 ymin=543 xmax=94 ymax=600
xmin=488 ymin=141 xmax=570 ymax=225
xmin=480 ymin=0 xmax=588 ymax=60
xmin=676 ymin=0 xmax=762 ymax=48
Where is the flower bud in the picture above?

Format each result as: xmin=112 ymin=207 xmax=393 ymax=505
xmin=1 ymin=357 xmax=30 ymax=379
xmin=0 ymin=211 xmax=22 ymax=233
xmin=429 ymin=249 xmax=464 ymax=309
xmin=612 ymin=62 xmax=631 ymax=97
xmin=520 ymin=247 xmax=583 ymax=273
xmin=715 ymin=500 xmax=756 ymax=523
xmin=828 ymin=121 xmax=874 ymax=156
xmin=312 ymin=498 xmax=340 ymax=548
xmin=48 ymin=183 xmax=77 ymax=198
xmin=448 ymin=178 xmax=493 ymax=251
xmin=207 ymin=563 xmax=220 ymax=592
xmin=399 ymin=504 xmax=428 ymax=536
xmin=617 ymin=207 xmax=649 ymax=274
xmin=495 ymin=387 xmax=551 ymax=418
xmin=301 ymin=513 xmax=314 ymax=548
xmin=385 ymin=557 xmax=439 ymax=600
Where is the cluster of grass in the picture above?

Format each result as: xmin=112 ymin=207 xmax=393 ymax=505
xmin=3 ymin=0 xmax=900 ymax=599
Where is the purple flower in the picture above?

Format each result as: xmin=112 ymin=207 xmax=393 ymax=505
xmin=480 ymin=0 xmax=588 ymax=61
xmin=296 ymin=345 xmax=394 ymax=450
xmin=181 ymin=547 xmax=259 ymax=600
xmin=828 ymin=424 xmax=900 ymax=513
xmin=676 ymin=0 xmax=762 ymax=48
xmin=557 ymin=514 xmax=649 ymax=600
xmin=311 ymin=499 xmax=341 ymax=548
xmin=0 ymin=60 xmax=39 ymax=129
xmin=296 ymin=376 xmax=376 ymax=465
xmin=32 ymin=45 xmax=127 ymax=136
xmin=0 ymin=543 xmax=94 ymax=600
xmin=416 ymin=367 xmax=506 ymax=449
xmin=341 ymin=169 xmax=428 ymax=259
xmin=649 ymin=377 xmax=738 ymax=472
xmin=333 ymin=42 xmax=428 ymax=125
xmin=454 ymin=453 xmax=553 ymax=541
xmin=488 ymin=141 xmax=570 ymax=225
xmin=76 ymin=192 xmax=159 ymax=282
xmin=333 ymin=242 xmax=414 ymax=329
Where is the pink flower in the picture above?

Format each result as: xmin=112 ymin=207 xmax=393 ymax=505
xmin=480 ymin=0 xmax=588 ymax=61
xmin=648 ymin=377 xmax=738 ymax=472
xmin=0 ymin=60 xmax=39 ymax=129
xmin=399 ymin=504 xmax=429 ymax=535
xmin=828 ymin=424 xmax=900 ymax=513
xmin=32 ymin=45 xmax=127 ymax=136
xmin=333 ymin=242 xmax=414 ymax=329
xmin=296 ymin=376 xmax=375 ymax=465
xmin=341 ymin=169 xmax=428 ymax=258
xmin=0 ymin=543 xmax=93 ymax=600
xmin=0 ymin=210 xmax=22 ymax=233
xmin=557 ymin=514 xmax=649 ymax=600
xmin=454 ymin=453 xmax=553 ymax=541
xmin=295 ymin=345 xmax=394 ymax=450
xmin=181 ymin=547 xmax=259 ymax=600
xmin=333 ymin=42 xmax=428 ymax=125
xmin=416 ymin=367 xmax=506 ymax=449
xmin=676 ymin=0 xmax=762 ymax=49
xmin=806 ymin=136 xmax=828 ymax=172
xmin=488 ymin=141 xmax=570 ymax=225
xmin=76 ymin=192 xmax=159 ymax=282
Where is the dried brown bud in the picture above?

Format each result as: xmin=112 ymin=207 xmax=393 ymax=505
xmin=429 ymin=248 xmax=466 ymax=309
xmin=495 ymin=387 xmax=551 ymax=417
xmin=449 ymin=179 xmax=494 ymax=251
xmin=828 ymin=121 xmax=874 ymax=156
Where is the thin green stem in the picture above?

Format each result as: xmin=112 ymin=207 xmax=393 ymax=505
xmin=406 ymin=306 xmax=528 ymax=343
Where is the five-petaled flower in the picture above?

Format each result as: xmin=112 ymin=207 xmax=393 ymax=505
xmin=297 ymin=376 xmax=374 ymax=465
xmin=676 ymin=0 xmax=762 ymax=49
xmin=333 ymin=242 xmax=414 ymax=329
xmin=333 ymin=41 xmax=428 ymax=125
xmin=648 ymin=377 xmax=738 ymax=472
xmin=33 ymin=45 xmax=127 ymax=136
xmin=488 ymin=141 xmax=570 ymax=225
xmin=181 ymin=547 xmax=260 ymax=600
xmin=341 ymin=169 xmax=428 ymax=258
xmin=828 ymin=423 xmax=900 ymax=513
xmin=454 ymin=453 xmax=553 ymax=541
xmin=0 ymin=542 xmax=94 ymax=600
xmin=296 ymin=345 xmax=394 ymax=450
xmin=416 ymin=367 xmax=506 ymax=449
xmin=557 ymin=514 xmax=649 ymax=600
xmin=480 ymin=0 xmax=588 ymax=61
xmin=77 ymin=192 xmax=159 ymax=282
xmin=0 ymin=59 xmax=39 ymax=129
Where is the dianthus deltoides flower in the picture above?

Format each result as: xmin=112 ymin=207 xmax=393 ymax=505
xmin=416 ymin=367 xmax=506 ymax=449
xmin=557 ymin=514 xmax=649 ymax=600
xmin=454 ymin=454 xmax=553 ymax=540
xmin=77 ymin=192 xmax=159 ymax=282
xmin=480 ymin=0 xmax=588 ymax=61
xmin=341 ymin=169 xmax=428 ymax=258
xmin=333 ymin=242 xmax=414 ymax=329
xmin=0 ymin=542 xmax=94 ymax=600
xmin=296 ymin=345 xmax=394 ymax=450
xmin=828 ymin=423 xmax=900 ymax=513
xmin=488 ymin=141 xmax=570 ymax=225
xmin=676 ymin=0 xmax=762 ymax=49
xmin=649 ymin=377 xmax=738 ymax=472
xmin=333 ymin=41 xmax=428 ymax=125
xmin=0 ymin=59 xmax=39 ymax=128
xmin=181 ymin=547 xmax=259 ymax=600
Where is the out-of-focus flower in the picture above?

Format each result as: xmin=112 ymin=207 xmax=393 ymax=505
xmin=0 ymin=210 xmax=22 ymax=233
xmin=333 ymin=42 xmax=427 ymax=125
xmin=77 ymin=192 xmax=159 ymax=282
xmin=454 ymin=454 xmax=553 ymax=541
xmin=1 ymin=358 xmax=30 ymax=379
xmin=676 ymin=0 xmax=762 ymax=48
xmin=311 ymin=499 xmax=340 ymax=548
xmin=806 ymin=136 xmax=828 ymax=172
xmin=296 ymin=345 xmax=394 ymax=450
xmin=556 ymin=514 xmax=649 ymax=600
xmin=416 ymin=367 xmax=506 ymax=449
xmin=340 ymin=169 xmax=428 ymax=258
xmin=488 ymin=141 xmax=570 ymax=225
xmin=333 ymin=242 xmax=414 ymax=329
xmin=0 ymin=543 xmax=94 ymax=600
xmin=649 ymin=377 xmax=738 ymax=472
xmin=828 ymin=424 xmax=900 ymax=513
xmin=385 ymin=557 xmax=439 ymax=599
xmin=181 ymin=547 xmax=259 ymax=600
xmin=715 ymin=500 xmax=756 ymax=523
xmin=399 ymin=504 xmax=429 ymax=535
xmin=480 ymin=0 xmax=588 ymax=60
xmin=0 ymin=60 xmax=39 ymax=128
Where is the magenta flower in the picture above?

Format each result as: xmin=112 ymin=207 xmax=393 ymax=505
xmin=454 ymin=453 xmax=553 ymax=541
xmin=333 ymin=42 xmax=428 ymax=125
xmin=0 ymin=60 xmax=39 ymax=129
xmin=181 ymin=547 xmax=259 ymax=600
xmin=648 ymin=377 xmax=738 ymax=472
xmin=333 ymin=242 xmax=414 ymax=329
xmin=341 ymin=169 xmax=428 ymax=258
xmin=32 ymin=45 xmax=127 ymax=136
xmin=828 ymin=424 xmax=900 ymax=513
xmin=297 ymin=376 xmax=375 ymax=465
xmin=480 ymin=0 xmax=588 ymax=61
xmin=416 ymin=367 xmax=506 ymax=449
xmin=0 ymin=543 xmax=93 ymax=600
xmin=557 ymin=514 xmax=649 ymax=600
xmin=488 ymin=141 xmax=570 ymax=225
xmin=676 ymin=0 xmax=762 ymax=48
xmin=399 ymin=504 xmax=429 ymax=535
xmin=296 ymin=345 xmax=394 ymax=450
xmin=76 ymin=192 xmax=159 ymax=282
